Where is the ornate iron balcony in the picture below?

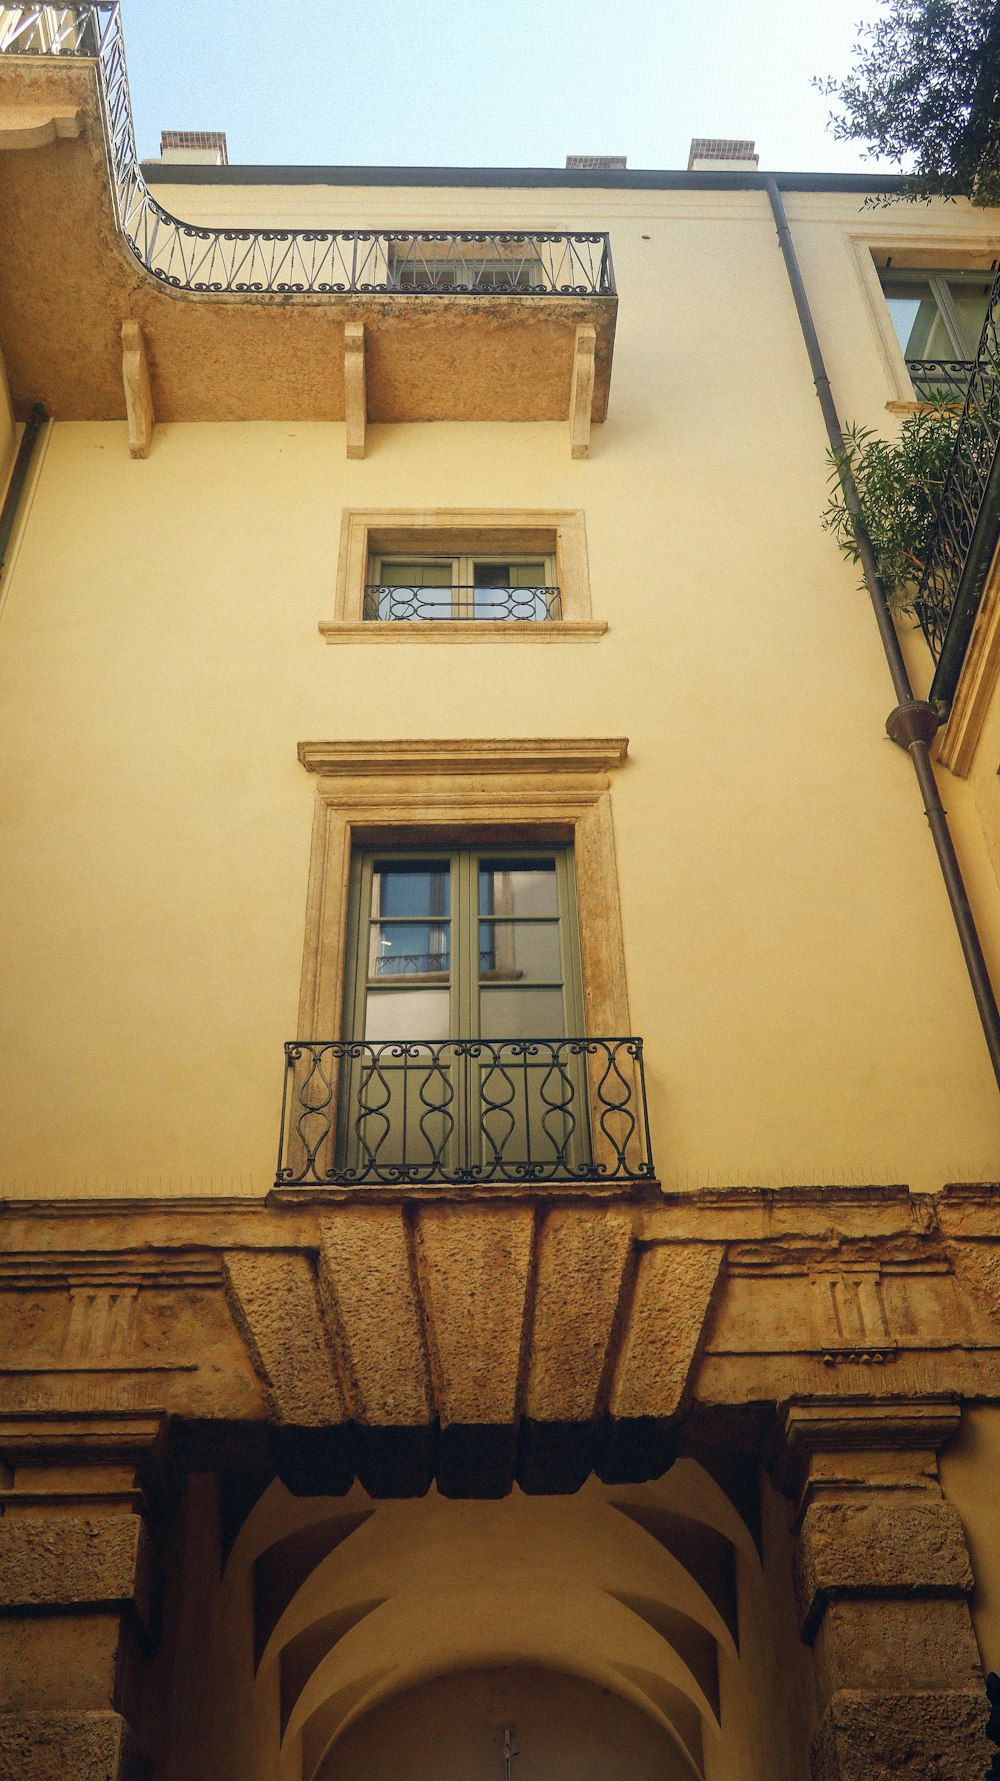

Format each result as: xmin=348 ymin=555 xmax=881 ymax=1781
xmin=905 ymin=358 xmax=974 ymax=406
xmin=0 ymin=6 xmax=615 ymax=300
xmin=915 ymin=262 xmax=1000 ymax=693
xmin=277 ymin=1037 xmax=654 ymax=1187
xmin=363 ymin=584 xmax=563 ymax=622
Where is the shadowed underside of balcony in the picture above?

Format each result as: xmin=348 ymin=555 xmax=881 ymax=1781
xmin=0 ymin=56 xmax=616 ymax=426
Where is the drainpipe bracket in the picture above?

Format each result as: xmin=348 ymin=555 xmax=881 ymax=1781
xmin=885 ymin=700 xmax=940 ymax=749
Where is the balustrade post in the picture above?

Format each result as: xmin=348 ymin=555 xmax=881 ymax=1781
xmin=781 ymin=1397 xmax=990 ymax=1780
xmin=0 ymin=1445 xmax=157 ymax=1780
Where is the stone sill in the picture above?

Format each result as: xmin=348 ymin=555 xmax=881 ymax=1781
xmin=318 ymin=619 xmax=608 ymax=644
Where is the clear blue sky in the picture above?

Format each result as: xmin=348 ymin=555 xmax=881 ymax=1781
xmin=118 ymin=0 xmax=896 ymax=174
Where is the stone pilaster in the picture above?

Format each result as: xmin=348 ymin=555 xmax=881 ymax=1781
xmin=783 ymin=1397 xmax=990 ymax=1781
xmin=0 ymin=1439 xmax=157 ymax=1781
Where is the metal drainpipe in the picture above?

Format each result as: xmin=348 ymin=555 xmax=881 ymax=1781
xmin=765 ymin=177 xmax=1000 ymax=1096
xmin=0 ymin=400 xmax=47 ymax=577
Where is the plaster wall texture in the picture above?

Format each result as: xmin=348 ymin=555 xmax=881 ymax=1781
xmin=0 ymin=186 xmax=999 ymax=1195
xmin=314 ymin=1665 xmax=691 ymax=1780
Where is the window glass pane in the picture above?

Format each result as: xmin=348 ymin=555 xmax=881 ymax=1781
xmin=371 ymin=923 xmax=450 ymax=977
xmin=479 ymin=985 xmax=565 ymax=1039
xmin=884 ymin=293 xmax=922 ymax=355
xmin=373 ymin=863 xmax=450 ymax=919
xmin=474 ymin=562 xmax=513 ymax=589
xmin=949 ymin=281 xmax=992 ymax=356
xmin=365 ymin=987 xmax=451 ymax=1041
xmin=480 ymin=920 xmax=562 ymax=982
xmin=882 ymin=282 xmax=951 ymax=358
xmin=479 ymin=861 xmax=558 ymax=917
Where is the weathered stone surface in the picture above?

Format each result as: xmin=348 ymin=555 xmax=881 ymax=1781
xmin=524 ymin=1206 xmax=632 ymax=1422
xmin=809 ymin=1689 xmax=991 ymax=1781
xmin=0 ymin=1514 xmax=149 ymax=1616
xmin=609 ymin=1242 xmax=724 ymax=1420
xmin=318 ymin=1209 xmax=431 ymax=1424
xmin=814 ymin=1599 xmax=983 ymax=1694
xmin=414 ymin=1204 xmax=535 ymax=1427
xmin=796 ymin=1497 xmax=974 ymax=1636
xmin=0 ymin=1615 xmax=123 ymax=1713
xmin=0 ymin=1711 xmax=148 ymax=1781
xmin=222 ymin=1251 xmax=347 ymax=1427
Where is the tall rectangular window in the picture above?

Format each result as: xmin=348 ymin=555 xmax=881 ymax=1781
xmin=344 ymin=848 xmax=584 ymax=1043
xmin=338 ymin=847 xmax=588 ymax=1178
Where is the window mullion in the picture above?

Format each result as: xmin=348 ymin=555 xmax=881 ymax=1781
xmin=557 ymin=851 xmax=586 ymax=1037
xmin=343 ymin=852 xmax=371 ymax=1040
xmin=929 ymin=275 xmax=972 ymax=360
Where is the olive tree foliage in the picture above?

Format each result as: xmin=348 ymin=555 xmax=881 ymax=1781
xmin=819 ymin=0 xmax=1000 ymax=203
xmin=822 ymin=401 xmax=960 ymax=643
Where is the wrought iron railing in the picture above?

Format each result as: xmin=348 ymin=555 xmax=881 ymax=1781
xmin=906 ymin=358 xmax=974 ymax=406
xmin=0 ymin=6 xmax=615 ymax=299
xmin=363 ymin=584 xmax=563 ymax=622
xmin=915 ymin=262 xmax=1000 ymax=672
xmin=276 ymin=1037 xmax=653 ymax=1186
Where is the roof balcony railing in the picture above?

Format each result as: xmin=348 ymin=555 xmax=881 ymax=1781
xmin=0 ymin=5 xmax=615 ymax=301
xmin=915 ymin=261 xmax=1000 ymax=704
xmin=276 ymin=1037 xmax=654 ymax=1188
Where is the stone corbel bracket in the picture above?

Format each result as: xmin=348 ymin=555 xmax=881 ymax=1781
xmin=344 ymin=322 xmax=366 ymax=459
xmin=569 ymin=323 xmax=596 ymax=459
xmin=121 ymin=320 xmax=154 ymax=459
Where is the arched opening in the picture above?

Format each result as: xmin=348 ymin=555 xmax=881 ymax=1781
xmin=196 ymin=1459 xmax=805 ymax=1781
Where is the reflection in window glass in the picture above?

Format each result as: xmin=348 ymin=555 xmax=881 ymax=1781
xmin=365 ymin=987 xmax=451 ymax=1042
xmin=479 ymin=921 xmax=562 ymax=982
xmin=479 ymin=861 xmax=558 ymax=918
xmin=480 ymin=985 xmax=565 ymax=1039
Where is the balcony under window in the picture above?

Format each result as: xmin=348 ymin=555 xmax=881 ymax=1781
xmin=0 ymin=6 xmax=617 ymax=451
xmin=277 ymin=850 xmax=652 ymax=1188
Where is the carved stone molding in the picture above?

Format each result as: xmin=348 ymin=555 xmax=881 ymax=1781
xmin=1 ymin=1188 xmax=1000 ymax=1498
xmin=296 ymin=736 xmax=629 ymax=779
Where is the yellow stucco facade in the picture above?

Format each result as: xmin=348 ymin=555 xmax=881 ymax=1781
xmin=4 ymin=11 xmax=1000 ymax=1781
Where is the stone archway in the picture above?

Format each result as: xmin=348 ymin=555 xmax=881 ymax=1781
xmin=202 ymin=1459 xmax=793 ymax=1781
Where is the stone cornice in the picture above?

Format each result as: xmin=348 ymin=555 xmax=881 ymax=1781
xmin=296 ymin=737 xmax=629 ymax=778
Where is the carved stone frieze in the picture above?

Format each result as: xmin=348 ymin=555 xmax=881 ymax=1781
xmin=1 ymin=1185 xmax=1000 ymax=1497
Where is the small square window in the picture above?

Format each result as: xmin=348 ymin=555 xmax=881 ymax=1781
xmin=321 ymin=509 xmax=605 ymax=642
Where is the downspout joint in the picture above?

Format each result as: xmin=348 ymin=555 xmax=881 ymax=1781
xmin=885 ymin=700 xmax=940 ymax=750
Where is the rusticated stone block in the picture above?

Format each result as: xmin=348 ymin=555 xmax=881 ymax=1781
xmin=796 ymin=1497 xmax=973 ymax=1637
xmin=0 ymin=1515 xmax=151 ymax=1624
xmin=0 ymin=1710 xmax=149 ymax=1781
xmin=809 ymin=1688 xmax=990 ymax=1781
xmin=223 ymin=1251 xmax=347 ymax=1427
xmin=609 ymin=1241 xmax=724 ymax=1420
xmin=814 ymin=1599 xmax=982 ymax=1695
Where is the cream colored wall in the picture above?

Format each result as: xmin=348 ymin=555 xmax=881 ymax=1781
xmin=2 ymin=184 xmax=1000 ymax=1193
